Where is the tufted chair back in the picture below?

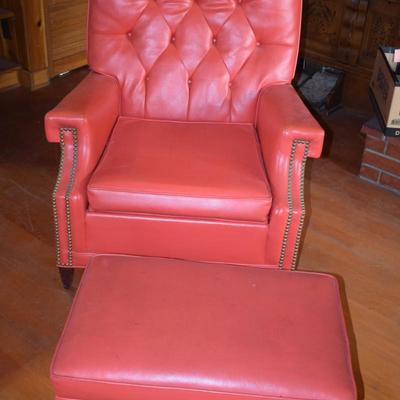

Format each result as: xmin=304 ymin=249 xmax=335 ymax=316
xmin=88 ymin=0 xmax=302 ymax=122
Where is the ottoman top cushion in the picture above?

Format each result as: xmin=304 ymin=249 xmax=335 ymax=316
xmin=52 ymin=256 xmax=356 ymax=400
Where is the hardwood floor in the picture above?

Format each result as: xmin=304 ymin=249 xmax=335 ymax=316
xmin=0 ymin=69 xmax=399 ymax=399
xmin=301 ymin=110 xmax=400 ymax=400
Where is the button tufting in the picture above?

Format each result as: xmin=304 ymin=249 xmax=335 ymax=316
xmin=88 ymin=0 xmax=301 ymax=123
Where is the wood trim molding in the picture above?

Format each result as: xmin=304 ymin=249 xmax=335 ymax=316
xmin=18 ymin=67 xmax=49 ymax=90
xmin=19 ymin=0 xmax=49 ymax=89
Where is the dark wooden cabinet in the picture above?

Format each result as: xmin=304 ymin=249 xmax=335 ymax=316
xmin=301 ymin=0 xmax=350 ymax=62
xmin=301 ymin=0 xmax=400 ymax=109
xmin=358 ymin=0 xmax=400 ymax=69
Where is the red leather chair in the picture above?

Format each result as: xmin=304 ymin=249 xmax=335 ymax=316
xmin=45 ymin=0 xmax=324 ymax=288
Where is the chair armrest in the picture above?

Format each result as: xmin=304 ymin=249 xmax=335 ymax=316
xmin=46 ymin=72 xmax=120 ymax=142
xmin=45 ymin=72 xmax=120 ymax=266
xmin=256 ymin=84 xmax=324 ymax=200
xmin=256 ymin=84 xmax=324 ymax=269
xmin=45 ymin=72 xmax=120 ymax=173
xmin=257 ymin=84 xmax=324 ymax=159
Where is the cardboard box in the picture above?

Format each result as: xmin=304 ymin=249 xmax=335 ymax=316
xmin=369 ymin=47 xmax=400 ymax=137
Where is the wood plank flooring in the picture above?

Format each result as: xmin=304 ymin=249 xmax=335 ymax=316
xmin=0 ymin=69 xmax=399 ymax=400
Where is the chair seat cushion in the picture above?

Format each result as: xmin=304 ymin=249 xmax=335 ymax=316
xmin=51 ymin=256 xmax=356 ymax=400
xmin=87 ymin=118 xmax=271 ymax=222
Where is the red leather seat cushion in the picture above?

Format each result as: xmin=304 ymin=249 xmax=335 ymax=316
xmin=52 ymin=256 xmax=356 ymax=400
xmin=88 ymin=118 xmax=271 ymax=222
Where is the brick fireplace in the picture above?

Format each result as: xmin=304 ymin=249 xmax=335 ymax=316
xmin=360 ymin=119 xmax=400 ymax=195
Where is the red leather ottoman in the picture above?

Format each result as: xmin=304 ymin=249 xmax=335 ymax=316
xmin=51 ymin=256 xmax=357 ymax=400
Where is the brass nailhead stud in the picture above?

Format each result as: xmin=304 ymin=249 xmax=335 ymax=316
xmin=278 ymin=140 xmax=310 ymax=270
xmin=53 ymin=127 xmax=78 ymax=268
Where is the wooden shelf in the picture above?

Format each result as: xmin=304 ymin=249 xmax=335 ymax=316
xmin=0 ymin=7 xmax=14 ymax=20
xmin=0 ymin=57 xmax=20 ymax=72
xmin=0 ymin=57 xmax=21 ymax=90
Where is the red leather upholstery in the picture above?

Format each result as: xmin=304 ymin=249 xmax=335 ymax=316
xmin=51 ymin=256 xmax=357 ymax=400
xmin=84 ymin=212 xmax=268 ymax=265
xmin=45 ymin=0 xmax=324 ymax=270
xmin=45 ymin=73 xmax=120 ymax=265
xmin=88 ymin=118 xmax=271 ymax=221
xmin=256 ymin=85 xmax=324 ymax=267
xmin=88 ymin=0 xmax=302 ymax=121
xmin=45 ymin=72 xmax=120 ymax=144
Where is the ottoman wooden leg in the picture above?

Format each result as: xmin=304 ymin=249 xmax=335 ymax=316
xmin=59 ymin=267 xmax=74 ymax=289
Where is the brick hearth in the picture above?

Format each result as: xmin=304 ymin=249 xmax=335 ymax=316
xmin=360 ymin=119 xmax=400 ymax=195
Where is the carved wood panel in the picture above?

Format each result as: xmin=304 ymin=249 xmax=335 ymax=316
xmin=336 ymin=0 xmax=368 ymax=65
xmin=301 ymin=0 xmax=370 ymax=65
xmin=301 ymin=1 xmax=400 ymax=81
xmin=301 ymin=0 xmax=347 ymax=59
xmin=358 ymin=0 xmax=400 ymax=69
xmin=300 ymin=0 xmax=400 ymax=109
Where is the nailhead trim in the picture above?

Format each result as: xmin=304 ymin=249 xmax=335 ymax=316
xmin=52 ymin=128 xmax=78 ymax=267
xmin=52 ymin=130 xmax=308 ymax=269
xmin=278 ymin=139 xmax=310 ymax=270
xmin=291 ymin=140 xmax=310 ymax=271
xmin=52 ymin=130 xmax=66 ymax=267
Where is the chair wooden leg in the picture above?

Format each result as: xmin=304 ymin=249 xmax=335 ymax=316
xmin=59 ymin=267 xmax=74 ymax=289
